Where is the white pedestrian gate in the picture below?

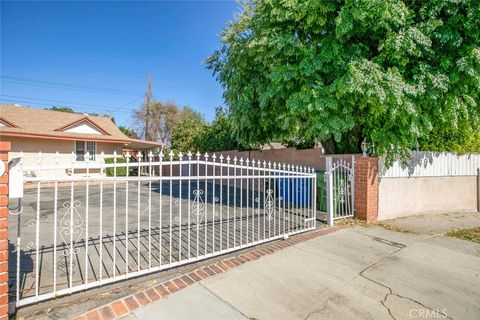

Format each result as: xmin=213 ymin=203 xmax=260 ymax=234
xmin=8 ymin=150 xmax=316 ymax=308
xmin=325 ymin=156 xmax=355 ymax=225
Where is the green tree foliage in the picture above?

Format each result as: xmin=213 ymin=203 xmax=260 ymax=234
xmin=118 ymin=125 xmax=138 ymax=139
xmin=191 ymin=107 xmax=249 ymax=152
xmin=170 ymin=108 xmax=207 ymax=151
xmin=207 ymin=0 xmax=480 ymax=161
xmin=48 ymin=106 xmax=74 ymax=113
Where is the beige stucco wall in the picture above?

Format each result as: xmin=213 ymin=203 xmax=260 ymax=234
xmin=6 ymin=137 xmax=123 ymax=177
xmin=378 ymin=176 xmax=477 ymax=220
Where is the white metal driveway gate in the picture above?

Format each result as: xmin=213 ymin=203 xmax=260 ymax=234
xmin=325 ymin=156 xmax=355 ymax=225
xmin=8 ymin=151 xmax=316 ymax=308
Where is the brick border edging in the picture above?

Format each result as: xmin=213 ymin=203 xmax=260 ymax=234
xmin=73 ymin=226 xmax=344 ymax=320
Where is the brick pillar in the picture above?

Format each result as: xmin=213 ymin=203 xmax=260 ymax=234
xmin=0 ymin=142 xmax=9 ymax=319
xmin=354 ymin=157 xmax=378 ymax=223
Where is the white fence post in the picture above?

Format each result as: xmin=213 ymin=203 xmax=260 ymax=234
xmin=326 ymin=156 xmax=334 ymax=226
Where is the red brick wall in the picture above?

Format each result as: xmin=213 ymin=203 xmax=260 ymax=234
xmin=0 ymin=141 xmax=10 ymax=319
xmin=354 ymin=157 xmax=379 ymax=223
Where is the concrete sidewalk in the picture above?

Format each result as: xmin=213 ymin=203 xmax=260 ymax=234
xmin=119 ymin=226 xmax=480 ymax=320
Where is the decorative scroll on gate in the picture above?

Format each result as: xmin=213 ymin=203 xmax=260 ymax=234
xmin=9 ymin=150 xmax=317 ymax=309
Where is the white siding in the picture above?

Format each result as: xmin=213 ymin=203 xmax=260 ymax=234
xmin=379 ymin=152 xmax=480 ymax=177
xmin=64 ymin=122 xmax=103 ymax=135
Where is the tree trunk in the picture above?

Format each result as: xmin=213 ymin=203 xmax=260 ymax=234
xmin=321 ymin=138 xmax=337 ymax=154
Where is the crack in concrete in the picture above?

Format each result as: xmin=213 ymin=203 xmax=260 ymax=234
xmin=358 ymin=234 xmax=454 ymax=320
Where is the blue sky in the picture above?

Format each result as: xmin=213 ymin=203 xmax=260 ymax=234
xmin=0 ymin=0 xmax=240 ymax=126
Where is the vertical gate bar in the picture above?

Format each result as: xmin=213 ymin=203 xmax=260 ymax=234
xmin=256 ymin=160 xmax=261 ymax=241
xmin=344 ymin=163 xmax=348 ymax=217
xmin=307 ymin=167 xmax=311 ymax=229
xmin=196 ymin=152 xmax=200 ymax=258
xmin=187 ymin=152 xmax=192 ymax=261
xmin=302 ymin=167 xmax=305 ymax=229
xmin=125 ymin=152 xmax=130 ymax=275
xmin=286 ymin=164 xmax=290 ymax=234
xmin=233 ymin=157 xmax=237 ymax=248
xmin=297 ymin=166 xmax=301 ymax=231
xmin=268 ymin=162 xmax=272 ymax=238
xmin=148 ymin=151 xmax=153 ymax=270
xmin=339 ymin=161 xmax=343 ymax=218
xmin=351 ymin=155 xmax=355 ymax=218
xmin=169 ymin=151 xmax=173 ymax=265
xmin=294 ymin=165 xmax=298 ymax=230
xmin=307 ymin=167 xmax=310 ymax=229
xmin=300 ymin=166 xmax=303 ymax=230
xmin=339 ymin=162 xmax=343 ymax=218
xmin=239 ymin=158 xmax=243 ymax=247
xmin=53 ymin=152 xmax=59 ymax=295
xmin=69 ymin=152 xmax=75 ymax=292
xmin=178 ymin=153 xmax=183 ymax=262
xmin=137 ymin=152 xmax=142 ymax=273
xmin=219 ymin=155 xmax=224 ymax=252
xmin=303 ymin=166 xmax=310 ymax=229
xmin=251 ymin=160 xmax=255 ymax=243
xmin=292 ymin=165 xmax=299 ymax=231
xmin=326 ymin=157 xmax=334 ymax=226
xmin=99 ymin=152 xmax=104 ymax=283
xmin=187 ymin=151 xmax=192 ymax=261
xmin=204 ymin=153 xmax=209 ymax=255
xmin=308 ymin=167 xmax=316 ymax=228
xmin=282 ymin=164 xmax=286 ymax=237
xmin=113 ymin=152 xmax=117 ymax=279
xmin=345 ymin=162 xmax=351 ymax=217
xmin=15 ymin=153 xmax=24 ymax=307
xmin=34 ymin=152 xmax=41 ymax=300
xmin=84 ymin=152 xmax=90 ymax=288
xmin=337 ymin=161 xmax=340 ymax=218
xmin=263 ymin=161 xmax=267 ymax=240
xmin=212 ymin=154 xmax=216 ymax=253
xmin=274 ymin=163 xmax=278 ymax=237
xmin=341 ymin=161 xmax=344 ymax=218
xmin=312 ymin=168 xmax=316 ymax=228
xmin=245 ymin=159 xmax=249 ymax=245
xmin=299 ymin=166 xmax=303 ymax=231
xmin=159 ymin=151 xmax=164 ymax=267
xmin=226 ymin=156 xmax=231 ymax=251
xmin=292 ymin=165 xmax=296 ymax=231
xmin=288 ymin=164 xmax=292 ymax=233
xmin=294 ymin=165 xmax=297 ymax=232
xmin=274 ymin=163 xmax=277 ymax=237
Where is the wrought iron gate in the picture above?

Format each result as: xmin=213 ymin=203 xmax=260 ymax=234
xmin=8 ymin=150 xmax=316 ymax=308
xmin=325 ymin=156 xmax=355 ymax=224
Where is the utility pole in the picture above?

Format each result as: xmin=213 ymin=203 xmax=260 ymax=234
xmin=144 ymin=74 xmax=152 ymax=140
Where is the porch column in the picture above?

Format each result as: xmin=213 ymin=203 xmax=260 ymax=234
xmin=354 ymin=157 xmax=379 ymax=223
xmin=0 ymin=141 xmax=10 ymax=319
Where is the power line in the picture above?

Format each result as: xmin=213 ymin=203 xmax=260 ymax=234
xmin=110 ymin=95 xmax=145 ymax=112
xmin=0 ymin=96 xmax=139 ymax=114
xmin=1 ymin=76 xmax=143 ymax=95
xmin=1 ymin=94 xmax=112 ymax=109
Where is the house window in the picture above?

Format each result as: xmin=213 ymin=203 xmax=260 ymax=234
xmin=75 ymin=141 xmax=96 ymax=161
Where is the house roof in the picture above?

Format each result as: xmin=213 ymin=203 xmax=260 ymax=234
xmin=0 ymin=104 xmax=162 ymax=149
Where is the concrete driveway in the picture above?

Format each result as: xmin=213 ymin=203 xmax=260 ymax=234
xmin=122 ymin=226 xmax=480 ymax=320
